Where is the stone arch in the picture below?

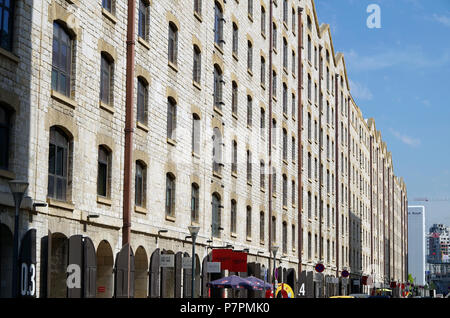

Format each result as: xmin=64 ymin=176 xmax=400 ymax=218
xmin=49 ymin=232 xmax=69 ymax=298
xmin=96 ymin=240 xmax=114 ymax=298
xmin=134 ymin=246 xmax=148 ymax=298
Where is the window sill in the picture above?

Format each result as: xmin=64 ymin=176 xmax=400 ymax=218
xmin=232 ymin=112 xmax=238 ymax=120
xmin=232 ymin=171 xmax=238 ymax=178
xmin=231 ymin=232 xmax=237 ymax=238
xmin=47 ymin=198 xmax=75 ymax=211
xmin=138 ymin=37 xmax=150 ymax=50
xmin=247 ymin=69 xmax=253 ymax=77
xmin=246 ymin=236 xmax=252 ymax=242
xmin=283 ymin=112 xmax=288 ymax=120
xmin=213 ymin=172 xmax=223 ymax=179
xmin=213 ymin=106 xmax=223 ymax=117
xmin=135 ymin=205 xmax=147 ymax=215
xmin=261 ymin=32 xmax=266 ymax=39
xmin=260 ymin=240 xmax=265 ymax=246
xmin=192 ymin=152 xmax=200 ymax=159
xmin=248 ymin=14 xmax=254 ymax=22
xmin=0 ymin=47 xmax=20 ymax=63
xmin=194 ymin=11 xmax=203 ymax=22
xmin=102 ymin=8 xmax=117 ymax=24
xmin=99 ymin=101 xmax=114 ymax=114
xmin=260 ymin=83 xmax=266 ymax=90
xmin=283 ymin=159 xmax=288 ymax=165
xmin=168 ymin=61 xmax=179 ymax=72
xmin=0 ymin=169 xmax=15 ymax=180
xmin=214 ymin=43 xmax=224 ymax=55
xmin=136 ymin=121 xmax=149 ymax=132
xmin=232 ymin=52 xmax=239 ymax=61
xmin=51 ymin=90 xmax=77 ymax=109
xmin=272 ymin=193 xmax=277 ymax=198
xmin=273 ymin=48 xmax=278 ymax=55
xmin=283 ymin=21 xmax=288 ymax=30
xmin=165 ymin=214 xmax=176 ymax=222
xmin=247 ymin=181 xmax=253 ymax=187
xmin=97 ymin=196 xmax=112 ymax=206
xmin=283 ymin=67 xmax=288 ymax=75
xmin=167 ymin=138 xmax=177 ymax=146
xmin=283 ymin=205 xmax=288 ymax=211
xmin=260 ymin=187 xmax=265 ymax=193
xmin=193 ymin=80 xmax=202 ymax=90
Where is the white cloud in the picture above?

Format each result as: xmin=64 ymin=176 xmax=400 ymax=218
xmin=389 ymin=128 xmax=421 ymax=147
xmin=348 ymin=79 xmax=373 ymax=101
xmin=432 ymin=13 xmax=450 ymax=28
xmin=343 ymin=48 xmax=450 ymax=72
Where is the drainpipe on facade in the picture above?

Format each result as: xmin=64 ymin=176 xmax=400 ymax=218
xmin=297 ymin=6 xmax=303 ymax=279
xmin=268 ymin=0 xmax=274 ymax=284
xmin=123 ymin=0 xmax=136 ymax=298
xmin=335 ymin=75 xmax=340 ymax=278
xmin=370 ymin=137 xmax=373 ymax=273
xmin=318 ymin=45 xmax=323 ymax=265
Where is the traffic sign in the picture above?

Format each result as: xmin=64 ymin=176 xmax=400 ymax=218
xmin=315 ymin=263 xmax=325 ymax=273
xmin=342 ymin=270 xmax=349 ymax=278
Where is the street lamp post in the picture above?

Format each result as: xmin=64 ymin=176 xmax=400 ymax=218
xmin=271 ymin=245 xmax=279 ymax=297
xmin=188 ymin=225 xmax=200 ymax=298
xmin=8 ymin=180 xmax=29 ymax=298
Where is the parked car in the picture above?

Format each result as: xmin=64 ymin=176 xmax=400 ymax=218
xmin=349 ymin=293 xmax=370 ymax=298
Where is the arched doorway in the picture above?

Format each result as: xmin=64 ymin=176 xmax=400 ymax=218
xmin=96 ymin=240 xmax=113 ymax=298
xmin=149 ymin=249 xmax=160 ymax=298
xmin=0 ymin=224 xmax=13 ymax=298
xmin=286 ymin=268 xmax=296 ymax=296
xmin=134 ymin=246 xmax=148 ymax=298
xmin=183 ymin=253 xmax=201 ymax=298
xmin=160 ymin=250 xmax=175 ymax=298
xmin=49 ymin=233 xmax=68 ymax=298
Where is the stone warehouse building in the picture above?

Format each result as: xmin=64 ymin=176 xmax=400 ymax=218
xmin=0 ymin=0 xmax=408 ymax=298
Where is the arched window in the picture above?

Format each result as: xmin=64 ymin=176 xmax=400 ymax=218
xmin=167 ymin=97 xmax=177 ymax=140
xmin=168 ymin=22 xmax=178 ymax=65
xmin=135 ymin=161 xmax=146 ymax=208
xmin=230 ymin=199 xmax=237 ymax=234
xmin=0 ymin=0 xmax=15 ymax=51
xmin=282 ymin=128 xmax=287 ymax=160
xmin=246 ymin=150 xmax=252 ymax=183
xmin=260 ymin=160 xmax=265 ymax=189
xmin=231 ymin=81 xmax=238 ymax=115
xmin=213 ymin=65 xmax=223 ymax=110
xmin=48 ymin=127 xmax=70 ymax=201
xmin=100 ymin=52 xmax=114 ymax=105
xmin=260 ymin=56 xmax=266 ymax=86
xmin=137 ymin=77 xmax=148 ymax=125
xmin=193 ymin=45 xmax=201 ymax=84
xmin=282 ymin=83 xmax=288 ymax=114
xmin=232 ymin=23 xmax=238 ymax=55
xmin=0 ymin=105 xmax=11 ymax=170
xmin=191 ymin=183 xmax=199 ymax=222
xmin=260 ymin=211 xmax=265 ymax=243
xmin=192 ymin=113 xmax=200 ymax=155
xmin=271 ymin=216 xmax=276 ymax=243
xmin=97 ymin=146 xmax=111 ymax=198
xmin=138 ymin=0 xmax=149 ymax=41
xmin=246 ymin=206 xmax=252 ymax=238
xmin=212 ymin=127 xmax=223 ymax=175
xmin=214 ymin=2 xmax=224 ymax=48
xmin=194 ymin=0 xmax=202 ymax=16
xmin=247 ymin=41 xmax=253 ymax=72
xmin=212 ymin=193 xmax=221 ymax=237
xmin=52 ymin=22 xmax=73 ymax=97
xmin=165 ymin=173 xmax=176 ymax=216
xmin=247 ymin=95 xmax=252 ymax=127
xmin=261 ymin=6 xmax=266 ymax=35
xmin=282 ymin=222 xmax=287 ymax=254
xmin=308 ymin=232 xmax=312 ymax=259
xmin=283 ymin=38 xmax=288 ymax=69
xmin=231 ymin=140 xmax=237 ymax=174
xmin=282 ymin=174 xmax=287 ymax=206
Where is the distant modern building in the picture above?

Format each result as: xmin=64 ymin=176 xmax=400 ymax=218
xmin=408 ymin=206 xmax=426 ymax=285
xmin=428 ymin=224 xmax=450 ymax=263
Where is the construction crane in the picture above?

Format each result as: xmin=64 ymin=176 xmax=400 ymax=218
xmin=411 ymin=197 xmax=450 ymax=202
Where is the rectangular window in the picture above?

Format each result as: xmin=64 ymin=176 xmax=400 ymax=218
xmin=138 ymin=0 xmax=148 ymax=40
xmin=168 ymin=23 xmax=178 ymax=65
xmin=0 ymin=0 xmax=14 ymax=51
xmin=193 ymin=46 xmax=201 ymax=84
xmin=137 ymin=78 xmax=148 ymax=125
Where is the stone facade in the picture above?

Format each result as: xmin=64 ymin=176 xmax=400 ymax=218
xmin=0 ymin=0 xmax=408 ymax=298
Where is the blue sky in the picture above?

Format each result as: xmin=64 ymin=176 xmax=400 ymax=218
xmin=315 ymin=0 xmax=450 ymax=228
